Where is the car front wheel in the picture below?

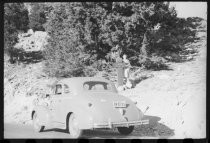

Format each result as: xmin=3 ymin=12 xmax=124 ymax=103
xmin=68 ymin=113 xmax=83 ymax=138
xmin=32 ymin=112 xmax=44 ymax=132
xmin=117 ymin=126 xmax=134 ymax=135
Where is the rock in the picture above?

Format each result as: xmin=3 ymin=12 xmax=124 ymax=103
xmin=28 ymin=29 xmax=34 ymax=35
xmin=15 ymin=31 xmax=48 ymax=51
xmin=125 ymin=80 xmax=132 ymax=89
xmin=117 ymin=86 xmax=125 ymax=92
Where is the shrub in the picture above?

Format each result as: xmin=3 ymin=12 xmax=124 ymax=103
xmin=42 ymin=2 xmax=200 ymax=77
xmin=138 ymin=54 xmax=167 ymax=70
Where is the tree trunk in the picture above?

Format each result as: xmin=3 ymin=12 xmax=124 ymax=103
xmin=8 ymin=48 xmax=15 ymax=64
xmin=140 ymin=31 xmax=149 ymax=57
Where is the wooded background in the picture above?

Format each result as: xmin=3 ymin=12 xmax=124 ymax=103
xmin=4 ymin=2 xmax=203 ymax=78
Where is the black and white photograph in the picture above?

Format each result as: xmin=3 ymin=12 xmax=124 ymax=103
xmin=4 ymin=2 xmax=207 ymax=139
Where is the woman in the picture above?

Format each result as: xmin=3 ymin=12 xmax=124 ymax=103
xmin=123 ymin=54 xmax=132 ymax=88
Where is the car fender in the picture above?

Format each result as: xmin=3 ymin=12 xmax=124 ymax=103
xmin=137 ymin=108 xmax=144 ymax=120
xmin=32 ymin=105 xmax=52 ymax=126
xmin=64 ymin=105 xmax=93 ymax=130
xmin=58 ymin=97 xmax=94 ymax=130
xmin=76 ymin=108 xmax=94 ymax=129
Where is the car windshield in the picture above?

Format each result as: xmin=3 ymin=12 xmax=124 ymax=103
xmin=83 ymin=81 xmax=113 ymax=91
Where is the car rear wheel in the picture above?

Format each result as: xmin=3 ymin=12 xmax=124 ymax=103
xmin=117 ymin=126 xmax=134 ymax=135
xmin=68 ymin=113 xmax=83 ymax=138
xmin=32 ymin=112 xmax=44 ymax=132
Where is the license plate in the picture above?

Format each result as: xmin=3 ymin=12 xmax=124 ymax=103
xmin=113 ymin=101 xmax=126 ymax=108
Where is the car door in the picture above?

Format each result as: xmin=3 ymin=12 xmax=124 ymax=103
xmin=57 ymin=83 xmax=74 ymax=123
xmin=49 ymin=83 xmax=63 ymax=124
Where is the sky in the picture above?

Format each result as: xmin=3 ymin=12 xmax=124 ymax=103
xmin=170 ymin=2 xmax=207 ymax=19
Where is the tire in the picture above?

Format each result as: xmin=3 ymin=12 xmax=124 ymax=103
xmin=68 ymin=113 xmax=83 ymax=138
xmin=117 ymin=126 xmax=134 ymax=135
xmin=32 ymin=112 xmax=44 ymax=132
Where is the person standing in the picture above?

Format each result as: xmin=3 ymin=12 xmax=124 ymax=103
xmin=123 ymin=54 xmax=132 ymax=88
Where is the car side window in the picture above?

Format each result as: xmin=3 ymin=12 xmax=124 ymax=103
xmin=55 ymin=84 xmax=62 ymax=95
xmin=64 ymin=84 xmax=70 ymax=94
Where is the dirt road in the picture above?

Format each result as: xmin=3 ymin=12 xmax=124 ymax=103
xmin=4 ymin=123 xmax=160 ymax=139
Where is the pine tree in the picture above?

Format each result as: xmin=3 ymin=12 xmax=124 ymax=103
xmin=29 ymin=3 xmax=47 ymax=31
xmin=4 ymin=3 xmax=29 ymax=63
xmin=43 ymin=3 xmax=88 ymax=77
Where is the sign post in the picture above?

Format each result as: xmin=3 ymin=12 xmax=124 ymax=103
xmin=116 ymin=56 xmax=124 ymax=87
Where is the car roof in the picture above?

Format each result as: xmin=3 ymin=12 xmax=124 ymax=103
xmin=56 ymin=77 xmax=117 ymax=94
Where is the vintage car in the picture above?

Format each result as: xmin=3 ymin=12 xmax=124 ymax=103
xmin=32 ymin=77 xmax=149 ymax=138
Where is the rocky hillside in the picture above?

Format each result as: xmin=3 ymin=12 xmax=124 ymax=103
xmin=4 ymin=30 xmax=56 ymax=124
xmin=4 ymin=20 xmax=206 ymax=138
xmin=14 ymin=29 xmax=48 ymax=52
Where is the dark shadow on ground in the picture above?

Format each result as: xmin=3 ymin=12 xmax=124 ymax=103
xmin=136 ymin=115 xmax=175 ymax=138
xmin=149 ymin=64 xmax=173 ymax=71
xmin=40 ymin=115 xmax=174 ymax=138
xmin=42 ymin=128 xmax=69 ymax=134
xmin=131 ymin=76 xmax=150 ymax=88
xmin=11 ymin=48 xmax=44 ymax=64
xmin=130 ymin=73 xmax=156 ymax=88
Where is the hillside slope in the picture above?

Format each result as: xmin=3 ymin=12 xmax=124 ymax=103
xmin=120 ymin=28 xmax=206 ymax=138
xmin=4 ymin=30 xmax=56 ymax=124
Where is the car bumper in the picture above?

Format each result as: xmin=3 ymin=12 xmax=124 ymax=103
xmin=93 ymin=119 xmax=149 ymax=129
